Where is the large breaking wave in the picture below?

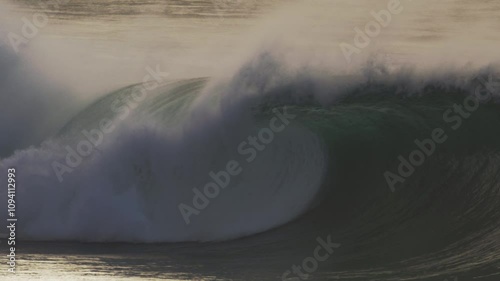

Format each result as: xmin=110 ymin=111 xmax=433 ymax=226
xmin=1 ymin=44 xmax=500 ymax=278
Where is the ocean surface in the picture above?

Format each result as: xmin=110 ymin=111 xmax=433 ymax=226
xmin=1 ymin=0 xmax=500 ymax=280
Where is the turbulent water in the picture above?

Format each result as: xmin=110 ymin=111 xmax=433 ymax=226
xmin=1 ymin=0 xmax=500 ymax=280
